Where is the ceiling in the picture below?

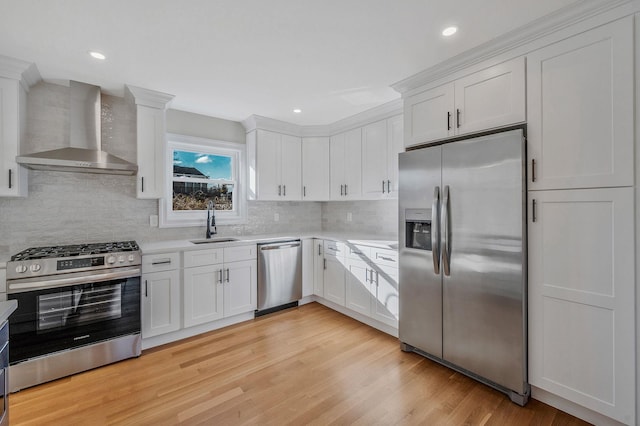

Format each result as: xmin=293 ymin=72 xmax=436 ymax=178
xmin=0 ymin=0 xmax=578 ymax=126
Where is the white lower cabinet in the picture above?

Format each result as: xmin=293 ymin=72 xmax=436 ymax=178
xmin=313 ymin=239 xmax=324 ymax=297
xmin=183 ymin=264 xmax=224 ymax=327
xmin=184 ymin=245 xmax=257 ymax=328
xmin=141 ymin=269 xmax=181 ymax=338
xmin=371 ymin=264 xmax=398 ymax=328
xmin=223 ymin=259 xmax=257 ymax=317
xmin=345 ymin=259 xmax=372 ymax=316
xmin=528 ymin=188 xmax=635 ymax=424
xmin=315 ymin=239 xmax=399 ymax=330
xmin=142 ymin=245 xmax=257 ymax=342
xmin=323 ymin=256 xmax=346 ymax=306
xmin=301 ymin=239 xmax=314 ymax=297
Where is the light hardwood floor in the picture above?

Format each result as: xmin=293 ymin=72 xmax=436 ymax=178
xmin=10 ymin=303 xmax=588 ymax=425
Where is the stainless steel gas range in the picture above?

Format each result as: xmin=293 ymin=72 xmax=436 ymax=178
xmin=6 ymin=241 xmax=142 ymax=392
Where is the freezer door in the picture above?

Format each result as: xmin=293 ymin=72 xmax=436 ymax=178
xmin=441 ymin=129 xmax=526 ymax=393
xmin=398 ymin=146 xmax=443 ymax=358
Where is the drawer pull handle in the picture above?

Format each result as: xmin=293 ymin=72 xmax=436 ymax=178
xmin=378 ymin=256 xmax=395 ymax=262
xmin=151 ymin=259 xmax=172 ymax=265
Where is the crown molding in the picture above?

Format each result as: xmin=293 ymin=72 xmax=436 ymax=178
xmin=319 ymin=98 xmax=402 ymax=136
xmin=392 ymin=0 xmax=635 ymax=94
xmin=126 ymin=85 xmax=175 ymax=109
xmin=0 ymin=54 xmax=42 ymax=91
xmin=242 ymin=98 xmax=402 ymax=137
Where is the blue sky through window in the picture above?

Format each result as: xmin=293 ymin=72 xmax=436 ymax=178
xmin=173 ymin=150 xmax=232 ymax=179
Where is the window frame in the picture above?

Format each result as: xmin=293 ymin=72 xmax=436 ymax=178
xmin=159 ymin=133 xmax=247 ymax=228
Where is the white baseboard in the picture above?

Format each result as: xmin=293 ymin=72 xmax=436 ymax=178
xmin=532 ymin=386 xmax=626 ymax=426
xmin=141 ymin=311 xmax=255 ymax=350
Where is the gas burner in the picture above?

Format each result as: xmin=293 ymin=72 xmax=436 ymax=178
xmin=10 ymin=241 xmax=140 ymax=261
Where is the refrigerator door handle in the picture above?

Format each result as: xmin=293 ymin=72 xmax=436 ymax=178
xmin=432 ymin=186 xmax=441 ymax=274
xmin=441 ymin=185 xmax=451 ymax=276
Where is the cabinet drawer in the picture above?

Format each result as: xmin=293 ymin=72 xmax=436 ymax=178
xmin=184 ymin=248 xmax=223 ymax=268
xmin=224 ymin=244 xmax=257 ymax=263
xmin=372 ymin=248 xmax=398 ymax=266
xmin=323 ymin=240 xmax=345 ymax=258
xmin=346 ymin=244 xmax=371 ymax=260
xmin=142 ymin=252 xmax=180 ymax=273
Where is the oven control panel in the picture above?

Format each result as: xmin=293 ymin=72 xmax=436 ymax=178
xmin=6 ymin=251 xmax=142 ymax=280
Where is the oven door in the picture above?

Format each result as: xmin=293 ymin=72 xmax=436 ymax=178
xmin=8 ymin=274 xmax=140 ymax=364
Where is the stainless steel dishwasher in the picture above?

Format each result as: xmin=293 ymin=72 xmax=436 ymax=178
xmin=257 ymin=240 xmax=302 ymax=315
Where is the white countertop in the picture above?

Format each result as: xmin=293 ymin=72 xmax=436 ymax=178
xmin=0 ymin=300 xmax=17 ymax=323
xmin=139 ymin=232 xmax=398 ymax=255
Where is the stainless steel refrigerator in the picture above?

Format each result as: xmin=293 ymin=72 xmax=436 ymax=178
xmin=398 ymin=128 xmax=529 ymax=405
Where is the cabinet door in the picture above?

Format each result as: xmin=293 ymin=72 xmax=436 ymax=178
xmin=372 ymin=265 xmax=399 ymax=328
xmin=329 ymin=133 xmax=346 ymax=200
xmin=301 ymin=239 xmax=314 ymax=297
xmin=280 ymin=134 xmax=302 ymax=200
xmin=142 ymin=270 xmax=181 ymax=338
xmin=386 ymin=115 xmax=403 ymax=195
xmin=403 ymin=82 xmax=454 ymax=147
xmin=361 ymin=120 xmax=388 ymax=199
xmin=528 ymin=188 xmax=634 ymax=423
xmin=0 ymin=77 xmax=27 ymax=197
xmin=454 ymin=56 xmax=525 ymax=135
xmin=527 ymin=18 xmax=633 ymax=190
xmin=136 ymin=105 xmax=165 ymax=199
xmin=223 ymin=260 xmax=257 ymax=317
xmin=302 ymin=137 xmax=330 ymax=200
xmin=345 ymin=259 xmax=372 ymax=316
xmin=183 ymin=264 xmax=224 ymax=327
xmin=323 ymin=257 xmax=345 ymax=306
xmin=256 ymin=129 xmax=281 ymax=200
xmin=313 ymin=239 xmax=325 ymax=297
xmin=343 ymin=128 xmax=362 ymax=200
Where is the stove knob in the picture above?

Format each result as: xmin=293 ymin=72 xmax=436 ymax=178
xmin=128 ymin=254 xmax=135 ymax=262
xmin=30 ymin=264 xmax=41 ymax=272
xmin=107 ymin=255 xmax=116 ymax=264
xmin=118 ymin=255 xmax=125 ymax=263
xmin=15 ymin=265 xmax=27 ymax=274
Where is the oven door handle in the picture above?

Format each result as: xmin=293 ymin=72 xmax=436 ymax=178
xmin=7 ymin=267 xmax=141 ymax=293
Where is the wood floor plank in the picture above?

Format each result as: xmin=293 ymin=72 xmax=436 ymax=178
xmin=9 ymin=303 xmax=590 ymax=425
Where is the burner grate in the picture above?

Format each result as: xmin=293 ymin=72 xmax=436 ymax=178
xmin=11 ymin=241 xmax=140 ymax=261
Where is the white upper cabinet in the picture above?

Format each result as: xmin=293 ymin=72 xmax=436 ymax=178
xmin=301 ymin=137 xmax=329 ymax=200
xmin=330 ymin=128 xmax=362 ymax=200
xmin=527 ymin=17 xmax=633 ymax=190
xmin=404 ymin=57 xmax=525 ymax=147
xmin=0 ymin=56 xmax=37 ymax=198
xmin=126 ymin=85 xmax=174 ymax=199
xmin=404 ymin=83 xmax=454 ymax=146
xmin=361 ymin=115 xmax=404 ymax=199
xmin=0 ymin=77 xmax=27 ymax=197
xmin=361 ymin=120 xmax=388 ymax=198
xmin=251 ymin=129 xmax=301 ymax=200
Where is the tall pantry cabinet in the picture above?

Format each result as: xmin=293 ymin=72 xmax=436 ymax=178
xmin=526 ymin=16 xmax=635 ymax=425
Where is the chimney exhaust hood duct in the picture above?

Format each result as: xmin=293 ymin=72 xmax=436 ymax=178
xmin=16 ymin=81 xmax=138 ymax=175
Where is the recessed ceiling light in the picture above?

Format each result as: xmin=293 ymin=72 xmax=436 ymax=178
xmin=293 ymin=108 xmax=302 ymax=114
xmin=89 ymin=51 xmax=106 ymax=60
xmin=442 ymin=26 xmax=458 ymax=37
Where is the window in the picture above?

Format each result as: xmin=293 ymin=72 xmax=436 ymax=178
xmin=159 ymin=134 xmax=246 ymax=227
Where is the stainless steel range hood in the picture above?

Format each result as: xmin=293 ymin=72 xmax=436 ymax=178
xmin=16 ymin=81 xmax=138 ymax=175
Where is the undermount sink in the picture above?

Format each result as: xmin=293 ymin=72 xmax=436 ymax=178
xmin=190 ymin=238 xmax=238 ymax=244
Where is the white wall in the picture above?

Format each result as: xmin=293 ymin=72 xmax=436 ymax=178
xmin=166 ymin=109 xmax=245 ymax=144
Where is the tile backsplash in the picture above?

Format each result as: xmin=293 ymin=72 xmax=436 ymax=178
xmin=0 ymin=81 xmax=397 ymax=261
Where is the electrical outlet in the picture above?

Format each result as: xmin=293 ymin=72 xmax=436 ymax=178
xmin=149 ymin=215 xmax=159 ymax=227
xmin=274 ymin=213 xmax=280 ymax=222
xmin=347 ymin=212 xmax=352 ymax=222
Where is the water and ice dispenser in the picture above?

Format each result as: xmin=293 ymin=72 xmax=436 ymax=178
xmin=405 ymin=209 xmax=432 ymax=251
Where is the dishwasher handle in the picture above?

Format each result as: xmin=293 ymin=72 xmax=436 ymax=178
xmin=259 ymin=241 xmax=301 ymax=251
